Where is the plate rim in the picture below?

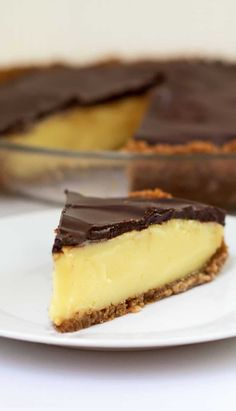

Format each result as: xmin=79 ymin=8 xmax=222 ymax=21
xmin=1 ymin=327 xmax=236 ymax=351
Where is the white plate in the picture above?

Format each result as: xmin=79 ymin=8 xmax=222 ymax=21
xmin=0 ymin=210 xmax=235 ymax=351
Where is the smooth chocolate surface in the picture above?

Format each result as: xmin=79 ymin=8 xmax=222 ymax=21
xmin=53 ymin=191 xmax=225 ymax=252
xmin=2 ymin=59 xmax=236 ymax=144
xmin=0 ymin=62 xmax=163 ymax=135
xmin=135 ymin=60 xmax=236 ymax=145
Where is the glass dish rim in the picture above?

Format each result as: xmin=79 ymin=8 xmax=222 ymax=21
xmin=1 ymin=139 xmax=236 ymax=161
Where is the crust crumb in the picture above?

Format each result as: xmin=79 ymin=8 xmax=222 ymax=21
xmin=130 ymin=188 xmax=172 ymax=199
xmin=125 ymin=139 xmax=236 ymax=154
xmin=129 ymin=305 xmax=143 ymax=313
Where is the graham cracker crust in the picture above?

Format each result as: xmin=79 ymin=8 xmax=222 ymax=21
xmin=55 ymin=241 xmax=228 ymax=333
xmin=126 ymin=139 xmax=236 ymax=154
xmin=129 ymin=187 xmax=172 ymax=199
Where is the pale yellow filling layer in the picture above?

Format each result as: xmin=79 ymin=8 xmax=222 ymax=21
xmin=50 ymin=219 xmax=223 ymax=325
xmin=3 ymin=95 xmax=148 ymax=181
xmin=9 ymin=95 xmax=148 ymax=151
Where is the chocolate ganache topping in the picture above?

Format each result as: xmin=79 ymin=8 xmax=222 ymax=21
xmin=1 ymin=59 xmax=236 ymax=145
xmin=53 ymin=191 xmax=225 ymax=252
xmin=135 ymin=60 xmax=236 ymax=145
xmin=0 ymin=62 xmax=163 ymax=135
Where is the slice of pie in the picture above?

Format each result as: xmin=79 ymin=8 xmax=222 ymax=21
xmin=50 ymin=188 xmax=227 ymax=333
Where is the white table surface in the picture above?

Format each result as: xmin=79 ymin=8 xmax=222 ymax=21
xmin=0 ymin=194 xmax=236 ymax=411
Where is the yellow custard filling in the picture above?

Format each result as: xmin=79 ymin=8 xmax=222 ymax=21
xmin=2 ymin=94 xmax=148 ymax=181
xmin=9 ymin=95 xmax=148 ymax=151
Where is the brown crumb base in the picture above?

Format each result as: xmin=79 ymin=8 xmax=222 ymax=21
xmin=129 ymin=187 xmax=172 ymax=199
xmin=55 ymin=242 xmax=228 ymax=333
xmin=125 ymin=139 xmax=236 ymax=154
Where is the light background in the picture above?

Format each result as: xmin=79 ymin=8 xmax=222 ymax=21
xmin=1 ymin=3 xmax=236 ymax=410
xmin=0 ymin=0 xmax=236 ymax=66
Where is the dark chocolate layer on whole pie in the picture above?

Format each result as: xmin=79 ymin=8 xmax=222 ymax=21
xmin=53 ymin=191 xmax=225 ymax=252
xmin=0 ymin=62 xmax=163 ymax=135
xmin=2 ymin=59 xmax=236 ymax=145
xmin=135 ymin=60 xmax=236 ymax=146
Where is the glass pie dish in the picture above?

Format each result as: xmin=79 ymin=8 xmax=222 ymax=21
xmin=0 ymin=139 xmax=235 ymax=212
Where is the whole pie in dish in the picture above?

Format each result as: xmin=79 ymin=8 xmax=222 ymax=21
xmin=1 ymin=60 xmax=236 ymax=151
xmin=1 ymin=60 xmax=236 ymax=208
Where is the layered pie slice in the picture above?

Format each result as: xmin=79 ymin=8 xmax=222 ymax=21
xmin=50 ymin=189 xmax=227 ymax=333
